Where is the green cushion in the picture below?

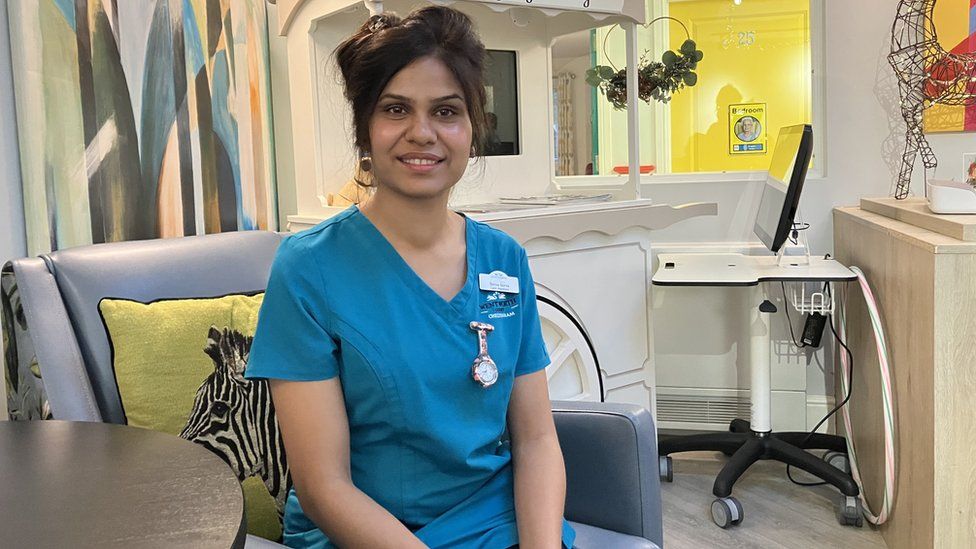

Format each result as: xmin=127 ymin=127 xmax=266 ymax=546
xmin=99 ymin=293 xmax=283 ymax=541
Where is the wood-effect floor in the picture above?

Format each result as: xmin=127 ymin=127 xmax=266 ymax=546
xmin=662 ymin=452 xmax=888 ymax=549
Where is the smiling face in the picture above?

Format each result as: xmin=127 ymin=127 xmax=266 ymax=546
xmin=367 ymin=55 xmax=473 ymax=201
xmin=741 ymin=117 xmax=754 ymax=134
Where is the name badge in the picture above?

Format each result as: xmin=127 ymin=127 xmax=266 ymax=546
xmin=479 ymin=271 xmax=520 ymax=293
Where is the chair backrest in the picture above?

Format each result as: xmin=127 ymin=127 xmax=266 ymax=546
xmin=11 ymin=231 xmax=284 ymax=423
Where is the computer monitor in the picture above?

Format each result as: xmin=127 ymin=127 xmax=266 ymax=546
xmin=753 ymin=124 xmax=813 ymax=254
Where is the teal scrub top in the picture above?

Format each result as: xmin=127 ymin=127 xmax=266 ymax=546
xmin=245 ymin=206 xmax=576 ymax=549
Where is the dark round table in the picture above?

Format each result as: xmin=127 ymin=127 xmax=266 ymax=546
xmin=0 ymin=420 xmax=246 ymax=548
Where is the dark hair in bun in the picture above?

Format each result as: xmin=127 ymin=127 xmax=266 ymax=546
xmin=334 ymin=6 xmax=489 ymax=167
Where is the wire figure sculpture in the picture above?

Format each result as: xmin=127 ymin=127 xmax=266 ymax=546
xmin=888 ymin=0 xmax=976 ymax=199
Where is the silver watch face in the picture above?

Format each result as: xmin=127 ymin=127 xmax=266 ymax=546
xmin=473 ymin=359 xmax=498 ymax=387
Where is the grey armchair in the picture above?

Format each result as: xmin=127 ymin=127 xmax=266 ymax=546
xmin=10 ymin=230 xmax=663 ymax=549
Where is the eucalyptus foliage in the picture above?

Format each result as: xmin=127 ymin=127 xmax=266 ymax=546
xmin=585 ymin=39 xmax=704 ymax=110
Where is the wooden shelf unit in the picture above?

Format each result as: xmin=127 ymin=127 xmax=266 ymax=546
xmin=833 ymin=205 xmax=976 ymax=549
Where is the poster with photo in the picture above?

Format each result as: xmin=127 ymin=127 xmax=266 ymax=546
xmin=729 ymin=103 xmax=767 ymax=154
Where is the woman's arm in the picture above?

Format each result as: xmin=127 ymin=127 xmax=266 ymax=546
xmin=508 ymin=369 xmax=567 ymax=549
xmin=270 ymin=378 xmax=428 ymax=549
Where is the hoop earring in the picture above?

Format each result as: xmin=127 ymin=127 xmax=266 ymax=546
xmin=359 ymin=154 xmax=372 ymax=173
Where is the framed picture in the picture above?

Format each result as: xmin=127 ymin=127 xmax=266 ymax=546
xmin=966 ymin=153 xmax=976 ymax=184
xmin=922 ymin=0 xmax=976 ymax=133
xmin=7 ymin=2 xmax=278 ymax=255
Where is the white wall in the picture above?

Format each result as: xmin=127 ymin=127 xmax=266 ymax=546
xmin=0 ymin=0 xmax=27 ymax=420
xmin=800 ymin=0 xmax=900 ymax=254
xmin=268 ymin=3 xmax=297 ymax=228
xmin=806 ymin=0 xmax=975 ymax=253
xmin=926 ymin=132 xmax=976 ymax=187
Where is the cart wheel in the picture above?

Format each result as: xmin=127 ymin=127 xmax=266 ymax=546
xmin=659 ymin=456 xmax=673 ymax=483
xmin=824 ymin=451 xmax=851 ymax=474
xmin=837 ymin=496 xmax=864 ymax=528
xmin=711 ymin=497 xmax=743 ymax=529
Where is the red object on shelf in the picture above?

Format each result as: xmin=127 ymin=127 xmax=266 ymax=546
xmin=612 ymin=165 xmax=656 ymax=174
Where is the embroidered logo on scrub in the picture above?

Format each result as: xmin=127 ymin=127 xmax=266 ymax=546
xmin=480 ymin=291 xmax=519 ymax=319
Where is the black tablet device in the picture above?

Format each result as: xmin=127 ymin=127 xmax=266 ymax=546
xmin=753 ymin=124 xmax=813 ymax=254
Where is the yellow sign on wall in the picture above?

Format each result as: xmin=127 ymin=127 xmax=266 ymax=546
xmin=729 ymin=103 xmax=767 ymax=154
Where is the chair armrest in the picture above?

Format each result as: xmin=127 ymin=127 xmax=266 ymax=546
xmin=9 ymin=259 xmax=101 ymax=421
xmin=551 ymin=400 xmax=663 ymax=547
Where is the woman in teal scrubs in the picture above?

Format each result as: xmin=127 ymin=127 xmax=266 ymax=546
xmin=245 ymin=6 xmax=576 ymax=548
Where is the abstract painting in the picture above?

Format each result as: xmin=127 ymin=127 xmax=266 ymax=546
xmin=923 ymin=0 xmax=976 ymax=133
xmin=7 ymin=0 xmax=277 ymax=255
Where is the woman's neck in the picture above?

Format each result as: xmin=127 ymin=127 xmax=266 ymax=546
xmin=359 ymin=187 xmax=461 ymax=250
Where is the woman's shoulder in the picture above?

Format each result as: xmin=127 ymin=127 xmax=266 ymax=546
xmin=268 ymin=209 xmax=366 ymax=314
xmin=279 ymin=207 xmax=375 ymax=268
xmin=284 ymin=206 xmax=359 ymax=248
xmin=271 ymin=207 xmax=366 ymax=284
xmin=467 ymin=216 xmax=525 ymax=258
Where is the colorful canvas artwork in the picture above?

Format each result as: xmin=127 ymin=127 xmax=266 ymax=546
xmin=6 ymin=0 xmax=277 ymax=255
xmin=923 ymin=0 xmax=976 ymax=133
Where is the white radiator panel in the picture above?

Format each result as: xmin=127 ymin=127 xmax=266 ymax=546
xmin=656 ymin=387 xmax=808 ymax=432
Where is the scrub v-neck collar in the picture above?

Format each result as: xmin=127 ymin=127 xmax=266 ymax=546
xmin=351 ymin=205 xmax=477 ymax=320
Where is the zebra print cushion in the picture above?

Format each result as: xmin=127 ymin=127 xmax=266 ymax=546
xmin=99 ymin=294 xmax=289 ymax=541
xmin=181 ymin=327 xmax=291 ymax=535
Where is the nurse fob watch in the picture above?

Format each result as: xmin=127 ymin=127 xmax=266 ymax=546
xmin=468 ymin=321 xmax=498 ymax=388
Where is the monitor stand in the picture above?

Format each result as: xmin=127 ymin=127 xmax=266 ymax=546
xmin=652 ymin=249 xmax=863 ymax=530
xmin=776 ymin=212 xmax=812 ymax=268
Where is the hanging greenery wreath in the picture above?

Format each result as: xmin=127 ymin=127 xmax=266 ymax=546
xmin=584 ymin=17 xmax=704 ymax=109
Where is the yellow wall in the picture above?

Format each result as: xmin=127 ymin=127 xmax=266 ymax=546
xmin=668 ymin=0 xmax=811 ymax=172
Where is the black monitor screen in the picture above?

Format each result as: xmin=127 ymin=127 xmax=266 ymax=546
xmin=753 ymin=124 xmax=813 ymax=253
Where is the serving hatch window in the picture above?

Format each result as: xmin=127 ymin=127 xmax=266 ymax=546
xmin=484 ymin=50 xmax=520 ymax=156
xmin=549 ymin=0 xmax=816 ymax=179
